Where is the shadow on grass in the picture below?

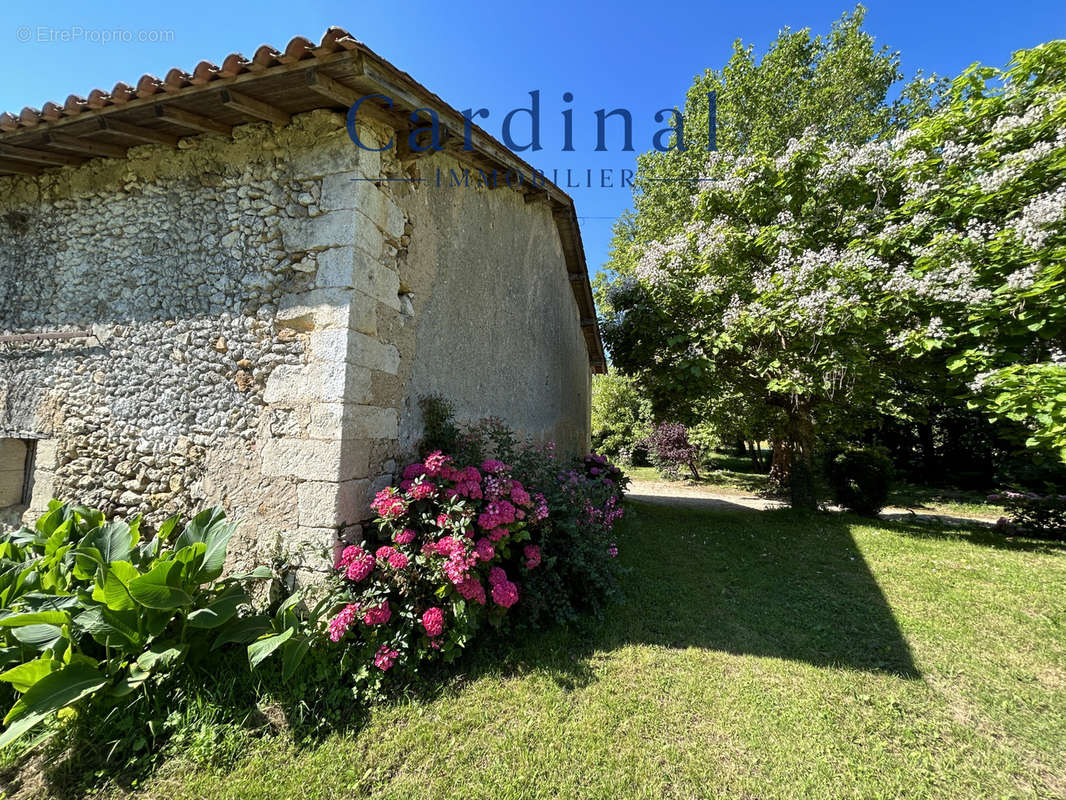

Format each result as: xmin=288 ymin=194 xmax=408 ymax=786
xmin=18 ymin=500 xmax=933 ymax=798
xmin=482 ymin=501 xmax=924 ymax=701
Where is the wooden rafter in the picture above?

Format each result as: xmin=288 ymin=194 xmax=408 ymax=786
xmin=0 ymin=143 xmax=83 ymax=166
xmin=305 ymin=68 xmax=362 ymax=107
xmin=97 ymin=118 xmax=180 ymax=147
xmin=44 ymin=132 xmax=127 ymax=158
xmin=219 ymin=89 xmax=290 ymax=126
xmin=154 ymin=105 xmax=232 ymax=136
xmin=0 ymin=158 xmax=41 ymax=176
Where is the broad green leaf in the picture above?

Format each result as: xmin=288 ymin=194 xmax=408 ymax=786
xmin=74 ymin=607 xmax=142 ymax=650
xmin=0 ymin=710 xmax=50 ymax=749
xmin=0 ymin=657 xmax=58 ymax=693
xmin=226 ymin=566 xmax=272 ymax=582
xmin=3 ymin=663 xmax=107 ymax=725
xmin=213 ymin=615 xmax=272 ymax=649
xmin=128 ymin=561 xmax=192 ymax=610
xmin=91 ymin=561 xmax=140 ymax=611
xmin=198 ymin=521 xmax=236 ymax=583
xmin=11 ymin=624 xmax=63 ymax=650
xmin=281 ymin=636 xmax=310 ymax=681
xmin=186 ymin=588 xmax=246 ymax=629
xmin=135 ymin=641 xmax=188 ymax=673
xmin=0 ymin=611 xmax=70 ymax=628
xmin=86 ymin=521 xmax=134 ymax=564
xmin=175 ymin=507 xmax=228 ymax=550
xmin=247 ymin=627 xmax=294 ymax=670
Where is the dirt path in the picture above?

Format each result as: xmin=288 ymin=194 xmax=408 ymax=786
xmin=626 ymin=478 xmax=998 ymax=527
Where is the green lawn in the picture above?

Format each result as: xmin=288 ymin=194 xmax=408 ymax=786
xmin=627 ymin=459 xmax=1007 ymax=519
xmin=17 ymin=502 xmax=1066 ymax=799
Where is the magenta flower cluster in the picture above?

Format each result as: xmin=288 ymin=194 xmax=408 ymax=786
xmin=326 ymin=451 xmax=545 ymax=679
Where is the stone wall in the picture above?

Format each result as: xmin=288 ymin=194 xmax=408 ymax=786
xmin=0 ymin=111 xmax=406 ymax=578
xmin=0 ymin=109 xmax=594 ymax=580
xmin=388 ymin=152 xmax=592 ymax=456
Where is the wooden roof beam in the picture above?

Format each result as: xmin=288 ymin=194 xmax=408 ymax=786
xmin=0 ymin=158 xmax=42 ymax=176
xmin=97 ymin=117 xmax=180 ymax=147
xmin=45 ymin=132 xmax=127 ymax=158
xmin=154 ymin=104 xmax=232 ymax=136
xmin=219 ymin=88 xmax=290 ymax=126
xmin=305 ymin=68 xmax=362 ymax=107
xmin=0 ymin=143 xmax=84 ymax=166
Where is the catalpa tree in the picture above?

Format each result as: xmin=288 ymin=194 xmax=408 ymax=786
xmin=602 ymin=40 xmax=1066 ymax=505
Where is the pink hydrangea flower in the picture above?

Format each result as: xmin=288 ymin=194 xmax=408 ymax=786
xmin=455 ymin=577 xmax=486 ymax=604
xmin=374 ymin=645 xmax=399 ymax=671
xmin=336 ymin=545 xmax=360 ymax=569
xmin=408 ymin=481 xmax=436 ymax=500
xmin=328 ymin=603 xmax=359 ymax=642
xmin=394 ymin=529 xmax=416 ymax=545
xmin=375 ymin=545 xmax=408 ymax=569
xmin=487 ymin=526 xmax=508 ymax=542
xmin=423 ymin=451 xmax=450 ymax=477
xmin=488 ymin=566 xmax=508 ymax=586
xmin=510 ymin=486 xmax=531 ymax=507
xmin=474 ymin=537 xmax=495 ymax=562
xmin=370 ymin=488 xmax=408 ymax=519
xmin=491 ymin=580 xmax=519 ymax=608
xmin=344 ymin=547 xmax=375 ymax=582
xmin=421 ymin=606 xmax=445 ymax=637
xmin=363 ymin=602 xmax=392 ymax=626
xmin=523 ymin=544 xmax=541 ymax=569
xmin=402 ymin=462 xmax=427 ymax=480
xmin=436 ymin=513 xmax=451 ymax=529
xmin=480 ymin=459 xmax=508 ymax=474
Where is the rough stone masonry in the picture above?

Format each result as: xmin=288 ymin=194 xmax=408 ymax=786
xmin=0 ymin=109 xmax=592 ymax=582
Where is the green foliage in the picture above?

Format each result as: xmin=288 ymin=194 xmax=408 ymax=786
xmin=418 ymin=393 xmax=463 ymax=457
xmin=590 ymin=371 xmax=652 ymax=462
xmin=826 ymin=447 xmax=894 ymax=516
xmin=0 ymin=502 xmax=294 ymax=750
xmin=993 ymin=490 xmax=1066 ymax=539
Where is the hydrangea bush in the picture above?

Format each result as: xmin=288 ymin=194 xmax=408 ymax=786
xmin=322 ymin=434 xmax=627 ymax=695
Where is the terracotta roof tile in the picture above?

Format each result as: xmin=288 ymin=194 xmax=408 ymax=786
xmin=1 ymin=27 xmax=361 ymax=129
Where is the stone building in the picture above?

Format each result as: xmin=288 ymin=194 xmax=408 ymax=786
xmin=0 ymin=28 xmax=605 ymax=576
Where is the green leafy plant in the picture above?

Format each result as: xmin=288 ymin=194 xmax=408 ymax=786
xmin=827 ymin=447 xmax=894 ymax=516
xmin=0 ymin=502 xmax=304 ymax=749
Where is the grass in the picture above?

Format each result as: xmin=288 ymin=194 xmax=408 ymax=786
xmin=627 ymin=455 xmax=1007 ymax=519
xmin=30 ymin=501 xmax=1064 ymax=800
xmin=627 ymin=451 xmax=771 ymax=495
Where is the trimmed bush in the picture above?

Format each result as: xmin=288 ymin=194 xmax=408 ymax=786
xmin=827 ymin=447 xmax=893 ymax=516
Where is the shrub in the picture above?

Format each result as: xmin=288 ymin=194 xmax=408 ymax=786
xmin=643 ymin=422 xmax=702 ymax=480
xmin=322 ymin=435 xmax=628 ymax=694
xmin=0 ymin=502 xmax=297 ymax=750
xmin=990 ymin=491 xmax=1066 ymax=539
xmin=827 ymin=447 xmax=893 ymax=515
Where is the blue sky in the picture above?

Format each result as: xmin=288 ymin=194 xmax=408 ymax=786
xmin=1 ymin=1 xmax=1063 ymax=274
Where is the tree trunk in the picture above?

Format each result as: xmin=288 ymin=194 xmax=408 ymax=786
xmin=768 ymin=437 xmax=791 ymax=495
xmin=787 ymin=402 xmax=817 ymax=510
xmin=768 ymin=400 xmax=818 ymax=509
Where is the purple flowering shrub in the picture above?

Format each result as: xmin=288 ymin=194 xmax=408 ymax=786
xmin=990 ymin=490 xmax=1066 ymax=539
xmin=642 ymin=422 xmax=702 ymax=480
xmin=323 ymin=435 xmax=628 ymax=694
